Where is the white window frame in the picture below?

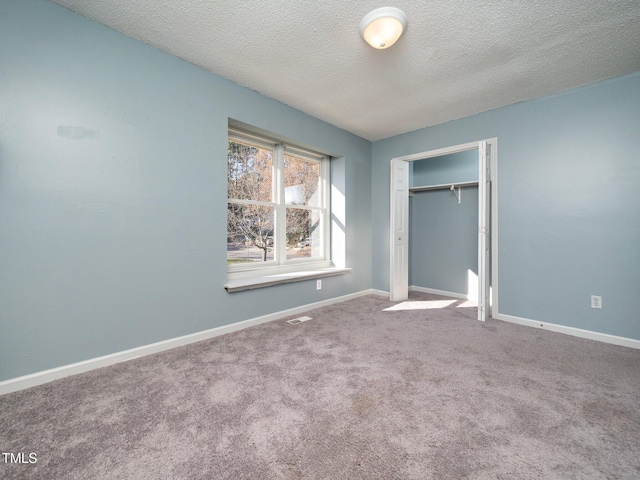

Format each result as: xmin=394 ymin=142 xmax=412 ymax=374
xmin=227 ymin=127 xmax=332 ymax=281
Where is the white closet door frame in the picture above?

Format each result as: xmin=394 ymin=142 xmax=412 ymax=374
xmin=389 ymin=139 xmax=497 ymax=320
xmin=478 ymin=141 xmax=491 ymax=321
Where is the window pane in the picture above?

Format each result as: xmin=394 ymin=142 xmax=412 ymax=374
xmin=227 ymin=203 xmax=275 ymax=263
xmin=286 ymin=207 xmax=322 ymax=260
xmin=228 ymin=141 xmax=273 ymax=202
xmin=284 ymin=155 xmax=320 ymax=207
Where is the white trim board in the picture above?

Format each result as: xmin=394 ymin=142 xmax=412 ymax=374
xmin=225 ymin=267 xmax=350 ymax=292
xmin=410 ymin=285 xmax=471 ymax=301
xmin=369 ymin=289 xmax=391 ymax=297
xmin=0 ymin=289 xmax=378 ymax=396
xmin=494 ymin=313 xmax=640 ymax=350
xmin=5 ymin=289 xmax=637 ymax=396
xmin=410 ymin=287 xmax=640 ymax=350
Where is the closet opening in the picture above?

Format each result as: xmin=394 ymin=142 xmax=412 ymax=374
xmin=389 ymin=139 xmax=497 ymax=321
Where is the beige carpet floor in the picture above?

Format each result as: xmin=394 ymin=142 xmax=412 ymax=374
xmin=2 ymin=292 xmax=640 ymax=479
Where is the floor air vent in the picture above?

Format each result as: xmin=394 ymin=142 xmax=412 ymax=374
xmin=287 ymin=316 xmax=312 ymax=325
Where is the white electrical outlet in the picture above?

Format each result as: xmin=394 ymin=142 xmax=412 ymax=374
xmin=591 ymin=295 xmax=602 ymax=309
xmin=316 ymin=279 xmax=322 ymax=290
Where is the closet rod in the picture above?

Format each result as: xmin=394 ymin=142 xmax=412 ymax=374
xmin=409 ymin=180 xmax=478 ymax=193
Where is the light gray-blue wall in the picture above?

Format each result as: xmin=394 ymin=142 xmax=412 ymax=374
xmin=0 ymin=0 xmax=372 ymax=381
xmin=373 ymin=71 xmax=640 ymax=340
xmin=2 ymin=1 xmax=639 ymax=383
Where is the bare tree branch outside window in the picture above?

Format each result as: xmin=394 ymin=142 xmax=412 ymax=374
xmin=227 ymin=142 xmax=274 ymax=262
xmin=227 ymin=139 xmax=323 ymax=265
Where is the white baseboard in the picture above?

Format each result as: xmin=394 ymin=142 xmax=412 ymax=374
xmin=0 ymin=289 xmax=379 ymax=395
xmin=494 ymin=312 xmax=640 ymax=350
xmin=6 ymin=290 xmax=637 ymax=396
xmin=409 ymin=285 xmax=473 ymax=301
xmin=369 ymin=289 xmax=390 ymax=298
xmin=406 ymin=287 xmax=640 ymax=350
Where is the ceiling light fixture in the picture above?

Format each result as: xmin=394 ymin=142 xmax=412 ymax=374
xmin=360 ymin=7 xmax=408 ymax=49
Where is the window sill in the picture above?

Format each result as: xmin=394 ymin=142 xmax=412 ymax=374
xmin=224 ymin=267 xmax=351 ymax=293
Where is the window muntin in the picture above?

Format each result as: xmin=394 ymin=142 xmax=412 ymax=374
xmin=227 ymin=130 xmax=328 ymax=274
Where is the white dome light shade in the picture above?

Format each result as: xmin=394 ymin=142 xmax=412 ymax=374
xmin=360 ymin=7 xmax=408 ymax=49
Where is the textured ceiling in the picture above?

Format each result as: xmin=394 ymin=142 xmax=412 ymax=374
xmin=51 ymin=0 xmax=640 ymax=141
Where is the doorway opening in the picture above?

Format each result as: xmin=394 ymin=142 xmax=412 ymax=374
xmin=389 ymin=139 xmax=497 ymax=321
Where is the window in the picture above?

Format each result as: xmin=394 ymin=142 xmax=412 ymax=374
xmin=227 ymin=128 xmax=330 ymax=279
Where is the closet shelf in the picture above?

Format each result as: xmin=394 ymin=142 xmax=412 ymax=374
xmin=409 ymin=180 xmax=479 ymax=193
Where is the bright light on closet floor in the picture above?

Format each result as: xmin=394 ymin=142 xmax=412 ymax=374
xmin=384 ymin=300 xmax=456 ymax=311
xmin=384 ymin=299 xmax=478 ymax=311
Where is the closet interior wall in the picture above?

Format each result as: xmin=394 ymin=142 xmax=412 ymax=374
xmin=409 ymin=151 xmax=479 ymax=298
